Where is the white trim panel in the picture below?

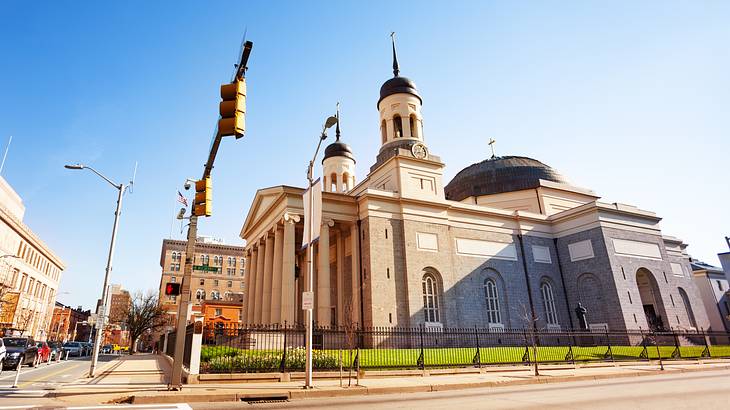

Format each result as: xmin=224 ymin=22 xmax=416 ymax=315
xmin=455 ymin=238 xmax=518 ymax=261
xmin=568 ymin=239 xmax=594 ymax=262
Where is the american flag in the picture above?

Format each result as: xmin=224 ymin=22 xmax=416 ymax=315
xmin=177 ymin=191 xmax=188 ymax=207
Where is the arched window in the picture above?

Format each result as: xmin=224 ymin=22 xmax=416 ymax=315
xmin=330 ymin=173 xmax=338 ymax=192
xmin=224 ymin=291 xmax=231 ymax=300
xmin=484 ymin=279 xmax=501 ymax=324
xmin=195 ymin=289 xmax=205 ymax=301
xmin=342 ymin=172 xmax=350 ymax=192
xmin=381 ymin=120 xmax=387 ymax=144
xmin=541 ymin=282 xmax=558 ymax=326
xmin=393 ymin=115 xmax=403 ymax=138
xmin=210 ymin=290 xmax=220 ymax=300
xmin=422 ymin=273 xmax=440 ymax=323
xmin=201 ymin=254 xmax=209 ymax=265
xmin=678 ymin=287 xmax=698 ymax=328
xmin=409 ymin=114 xmax=418 ymax=138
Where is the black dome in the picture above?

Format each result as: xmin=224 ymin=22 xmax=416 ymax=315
xmin=322 ymin=139 xmax=355 ymax=163
xmin=378 ymin=76 xmax=422 ymax=107
xmin=445 ymin=156 xmax=568 ymax=201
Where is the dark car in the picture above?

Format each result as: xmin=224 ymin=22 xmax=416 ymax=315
xmin=2 ymin=337 xmax=38 ymax=369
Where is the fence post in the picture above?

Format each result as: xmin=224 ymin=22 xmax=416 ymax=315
xmin=418 ymin=324 xmax=425 ymax=370
xmin=671 ymin=330 xmax=681 ymax=359
xmin=279 ymin=322 xmax=288 ymax=373
xmin=604 ymin=329 xmax=614 ymax=362
xmin=521 ymin=329 xmax=531 ymax=365
xmin=639 ymin=329 xmax=648 ymax=360
xmin=700 ymin=328 xmax=711 ymax=358
xmin=653 ymin=329 xmax=664 ymax=371
xmin=473 ymin=325 xmax=481 ymax=368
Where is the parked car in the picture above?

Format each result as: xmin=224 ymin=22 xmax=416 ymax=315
xmin=2 ymin=337 xmax=38 ymax=369
xmin=83 ymin=342 xmax=93 ymax=355
xmin=47 ymin=341 xmax=63 ymax=360
xmin=101 ymin=344 xmax=113 ymax=354
xmin=62 ymin=341 xmax=83 ymax=357
xmin=0 ymin=338 xmax=6 ymax=374
xmin=35 ymin=341 xmax=51 ymax=363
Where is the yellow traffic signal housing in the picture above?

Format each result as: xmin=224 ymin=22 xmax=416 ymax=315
xmin=193 ymin=177 xmax=212 ymax=217
xmin=219 ymin=80 xmax=246 ymax=138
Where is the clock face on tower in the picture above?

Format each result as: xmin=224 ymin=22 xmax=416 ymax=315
xmin=411 ymin=142 xmax=428 ymax=159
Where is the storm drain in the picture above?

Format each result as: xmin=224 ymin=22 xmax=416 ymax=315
xmin=241 ymin=395 xmax=289 ymax=404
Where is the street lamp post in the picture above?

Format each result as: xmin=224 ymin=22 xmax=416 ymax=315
xmin=64 ymin=163 xmax=129 ymax=378
xmin=303 ymin=114 xmax=338 ymax=389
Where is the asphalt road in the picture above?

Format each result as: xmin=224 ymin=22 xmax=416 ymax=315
xmin=191 ymin=368 xmax=730 ymax=410
xmin=0 ymin=354 xmax=119 ymax=390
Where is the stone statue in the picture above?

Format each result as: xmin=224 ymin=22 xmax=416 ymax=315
xmin=575 ymin=303 xmax=588 ymax=330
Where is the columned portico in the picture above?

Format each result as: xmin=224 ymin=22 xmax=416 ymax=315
xmin=317 ymin=220 xmax=334 ymax=325
xmin=270 ymin=224 xmax=284 ymax=324
xmin=262 ymin=233 xmax=275 ymax=323
xmin=246 ymin=247 xmax=258 ymax=323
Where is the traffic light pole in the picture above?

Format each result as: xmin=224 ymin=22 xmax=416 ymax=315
xmin=169 ymin=213 xmax=197 ymax=389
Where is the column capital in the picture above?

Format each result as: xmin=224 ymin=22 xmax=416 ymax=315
xmin=322 ymin=219 xmax=335 ymax=228
xmin=284 ymin=212 xmax=301 ymax=224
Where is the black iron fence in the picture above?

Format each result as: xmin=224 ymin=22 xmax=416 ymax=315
xmin=163 ymin=323 xmax=195 ymax=369
xmin=199 ymin=323 xmax=730 ymax=374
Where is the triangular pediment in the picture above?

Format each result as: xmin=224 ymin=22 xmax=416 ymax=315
xmin=240 ymin=186 xmax=287 ymax=239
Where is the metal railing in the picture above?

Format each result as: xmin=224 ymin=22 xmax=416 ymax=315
xmin=198 ymin=323 xmax=730 ymax=374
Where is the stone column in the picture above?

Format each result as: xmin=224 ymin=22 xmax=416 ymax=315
xmin=317 ymin=220 xmax=334 ymax=325
xmin=270 ymin=224 xmax=284 ymax=324
xmin=336 ymin=229 xmax=344 ymax=326
xmin=254 ymin=238 xmax=266 ymax=323
xmin=281 ymin=213 xmax=298 ymax=324
xmin=262 ymin=233 xmax=275 ymax=324
xmin=350 ymin=223 xmax=360 ymax=325
xmin=246 ymin=247 xmax=258 ymax=324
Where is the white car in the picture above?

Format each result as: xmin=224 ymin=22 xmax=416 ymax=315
xmin=0 ymin=338 xmax=6 ymax=374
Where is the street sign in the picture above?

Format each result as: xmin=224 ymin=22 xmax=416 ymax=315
xmin=193 ymin=265 xmax=219 ymax=272
xmin=302 ymin=291 xmax=314 ymax=310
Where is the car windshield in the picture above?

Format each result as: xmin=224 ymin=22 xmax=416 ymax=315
xmin=3 ymin=338 xmax=27 ymax=347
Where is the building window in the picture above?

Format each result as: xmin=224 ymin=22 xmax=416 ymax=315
xmin=678 ymin=287 xmax=698 ymax=328
xmin=199 ymin=278 xmax=205 ymax=286
xmin=201 ymin=254 xmax=209 ymax=265
xmin=484 ymin=279 xmax=501 ymax=324
xmin=215 ymin=308 xmax=222 ymax=316
xmin=214 ymin=279 xmax=219 ymax=287
xmin=171 ymin=276 xmax=176 ymax=283
xmin=540 ymin=282 xmax=558 ymax=326
xmin=409 ymin=114 xmax=418 ymax=138
xmin=195 ymin=289 xmax=205 ymax=301
xmin=210 ymin=290 xmax=220 ymax=300
xmin=227 ymin=281 xmax=232 ymax=288
xmin=381 ymin=120 xmax=387 ymax=143
xmin=240 ymin=269 xmax=245 ymax=276
xmin=422 ymin=273 xmax=440 ymax=323
xmin=240 ymin=282 xmax=245 ymax=289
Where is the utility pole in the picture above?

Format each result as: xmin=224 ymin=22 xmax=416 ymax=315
xmin=169 ymin=39 xmax=252 ymax=390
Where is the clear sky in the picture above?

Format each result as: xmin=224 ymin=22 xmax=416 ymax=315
xmin=1 ymin=1 xmax=728 ymax=311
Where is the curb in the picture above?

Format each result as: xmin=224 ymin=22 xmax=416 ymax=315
xmin=127 ymin=363 xmax=730 ymax=404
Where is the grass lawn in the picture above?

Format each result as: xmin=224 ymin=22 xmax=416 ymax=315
xmin=200 ymin=344 xmax=730 ymax=372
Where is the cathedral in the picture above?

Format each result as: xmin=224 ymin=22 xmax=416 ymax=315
xmin=239 ymin=43 xmax=710 ymax=333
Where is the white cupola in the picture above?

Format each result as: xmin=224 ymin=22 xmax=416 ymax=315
xmin=322 ymin=113 xmax=356 ymax=193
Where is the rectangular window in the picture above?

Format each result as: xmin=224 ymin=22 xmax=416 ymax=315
xmin=215 ymin=308 xmax=222 ymax=316
xmin=171 ymin=277 xmax=176 ymax=283
xmin=718 ymin=281 xmax=724 ymax=291
xmin=200 ymin=279 xmax=205 ymax=286
xmin=227 ymin=281 xmax=232 ymax=288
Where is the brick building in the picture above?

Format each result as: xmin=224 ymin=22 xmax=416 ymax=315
xmin=49 ymin=302 xmax=91 ymax=342
xmin=238 ymin=46 xmax=710 ymax=333
xmin=158 ymin=237 xmax=245 ymax=324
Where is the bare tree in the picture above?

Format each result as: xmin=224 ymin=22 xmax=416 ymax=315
xmin=0 ymin=283 xmax=16 ymax=324
xmin=16 ymin=309 xmax=34 ymax=336
xmin=519 ymin=303 xmax=540 ymax=376
xmin=122 ymin=290 xmax=167 ymax=354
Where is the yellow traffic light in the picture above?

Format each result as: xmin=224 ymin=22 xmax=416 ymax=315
xmin=219 ymin=80 xmax=246 ymax=139
xmin=193 ymin=177 xmax=212 ymax=217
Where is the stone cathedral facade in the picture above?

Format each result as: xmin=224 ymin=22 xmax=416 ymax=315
xmin=239 ymin=49 xmax=710 ymax=332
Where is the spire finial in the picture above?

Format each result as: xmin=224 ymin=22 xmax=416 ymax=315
xmin=335 ymin=102 xmax=341 ymax=141
xmin=390 ymin=32 xmax=400 ymax=77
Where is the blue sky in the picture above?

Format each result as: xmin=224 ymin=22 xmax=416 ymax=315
xmin=1 ymin=1 xmax=728 ymax=310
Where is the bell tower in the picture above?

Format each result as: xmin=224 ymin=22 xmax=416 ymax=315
xmin=377 ymin=33 xmax=425 ymax=152
xmin=322 ymin=106 xmax=356 ymax=193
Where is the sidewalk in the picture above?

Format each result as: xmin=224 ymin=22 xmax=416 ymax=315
xmin=47 ymin=355 xmax=730 ymax=406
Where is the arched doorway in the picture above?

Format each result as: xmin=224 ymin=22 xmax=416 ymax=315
xmin=636 ymin=268 xmax=668 ymax=330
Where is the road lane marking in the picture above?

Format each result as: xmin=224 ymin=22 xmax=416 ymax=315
xmin=17 ymin=361 xmax=84 ymax=388
xmin=0 ymin=358 xmax=86 ymax=381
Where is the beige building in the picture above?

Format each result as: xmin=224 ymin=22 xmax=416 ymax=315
xmin=0 ymin=176 xmax=65 ymax=340
xmin=158 ymin=237 xmax=245 ymax=323
xmin=239 ymin=45 xmax=709 ymax=333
